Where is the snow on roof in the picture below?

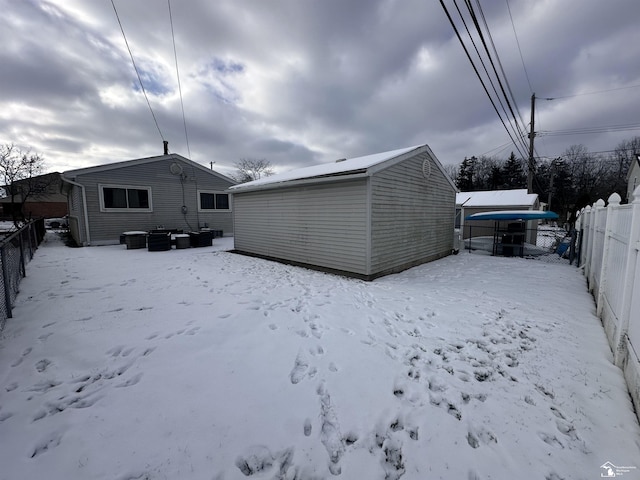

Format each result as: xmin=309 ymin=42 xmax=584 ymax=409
xmin=229 ymin=144 xmax=423 ymax=191
xmin=456 ymin=189 xmax=538 ymax=207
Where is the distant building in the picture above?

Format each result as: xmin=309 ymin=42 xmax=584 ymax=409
xmin=0 ymin=172 xmax=67 ymax=220
xmin=456 ymin=189 xmax=540 ymax=244
xmin=627 ymin=155 xmax=640 ymax=202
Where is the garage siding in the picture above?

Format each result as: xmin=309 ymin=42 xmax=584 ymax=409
xmin=233 ymin=179 xmax=369 ymax=274
xmin=370 ymin=152 xmax=455 ymax=274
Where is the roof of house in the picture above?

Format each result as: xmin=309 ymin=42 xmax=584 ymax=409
xmin=62 ymin=153 xmax=236 ymax=184
xmin=230 ymin=144 xmax=456 ymax=192
xmin=456 ymin=189 xmax=538 ymax=208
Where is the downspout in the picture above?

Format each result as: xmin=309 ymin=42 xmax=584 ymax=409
xmin=61 ymin=175 xmax=91 ymax=246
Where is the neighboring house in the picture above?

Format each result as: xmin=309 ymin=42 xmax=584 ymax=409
xmin=0 ymin=172 xmax=67 ymax=219
xmin=230 ymin=144 xmax=457 ymax=280
xmin=627 ymin=154 xmax=640 ymax=202
xmin=456 ymin=189 xmax=540 ymax=244
xmin=61 ymin=153 xmax=236 ymax=246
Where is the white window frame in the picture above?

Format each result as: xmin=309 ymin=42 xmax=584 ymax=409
xmin=197 ymin=189 xmax=232 ymax=212
xmin=99 ymin=183 xmax=153 ymax=212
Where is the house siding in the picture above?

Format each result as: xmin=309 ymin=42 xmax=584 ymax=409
xmin=628 ymin=160 xmax=640 ymax=202
xmin=67 ymin=186 xmax=86 ymax=246
xmin=233 ymin=179 xmax=369 ymax=274
xmin=65 ymin=156 xmax=234 ymax=245
xmin=370 ymin=152 xmax=455 ymax=275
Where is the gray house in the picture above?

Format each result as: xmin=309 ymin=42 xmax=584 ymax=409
xmin=628 ymin=155 xmax=640 ymax=203
xmin=61 ymin=153 xmax=235 ymax=246
xmin=230 ymin=144 xmax=457 ymax=280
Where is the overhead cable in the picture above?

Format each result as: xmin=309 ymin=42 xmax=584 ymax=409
xmin=168 ymin=0 xmax=192 ymax=159
xmin=110 ymin=0 xmax=165 ymax=142
xmin=440 ymin=0 xmax=528 ymax=160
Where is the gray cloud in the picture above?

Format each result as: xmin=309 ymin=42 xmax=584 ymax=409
xmin=0 ymin=0 xmax=638 ymax=176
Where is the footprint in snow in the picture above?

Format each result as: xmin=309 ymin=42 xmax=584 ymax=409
xmin=35 ymin=359 xmax=52 ymax=373
xmin=11 ymin=347 xmax=32 ymax=367
xmin=289 ymin=353 xmax=309 ymax=384
xmin=30 ymin=430 xmax=65 ymax=458
xmin=5 ymin=382 xmax=18 ymax=392
xmin=116 ymin=373 xmax=143 ymax=388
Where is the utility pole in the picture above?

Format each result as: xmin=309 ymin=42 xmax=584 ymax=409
xmin=527 ymin=93 xmax=535 ymax=194
xmin=547 ymin=158 xmax=555 ymax=212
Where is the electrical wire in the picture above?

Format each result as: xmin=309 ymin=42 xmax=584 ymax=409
xmin=539 ymin=123 xmax=640 ymax=137
xmin=459 ymin=0 xmax=529 ymax=158
xmin=110 ymin=0 xmax=165 ymax=143
xmin=440 ymin=0 xmax=528 ymax=160
xmin=505 ymin=0 xmax=533 ymax=93
xmin=472 ymin=0 xmax=529 ymax=147
xmin=546 ymin=84 xmax=640 ymax=100
xmin=168 ymin=0 xmax=192 ymax=160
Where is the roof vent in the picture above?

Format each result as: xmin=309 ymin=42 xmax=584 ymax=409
xmin=335 ymin=158 xmax=347 ymax=163
xmin=170 ymin=162 xmax=183 ymax=175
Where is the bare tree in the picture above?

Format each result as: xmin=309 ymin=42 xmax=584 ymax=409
xmin=0 ymin=143 xmax=48 ymax=226
xmin=233 ymin=158 xmax=274 ymax=183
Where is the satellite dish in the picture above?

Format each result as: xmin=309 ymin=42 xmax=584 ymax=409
xmin=170 ymin=162 xmax=183 ymax=175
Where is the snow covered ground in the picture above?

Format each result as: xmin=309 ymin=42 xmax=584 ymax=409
xmin=1 ymin=233 xmax=639 ymax=480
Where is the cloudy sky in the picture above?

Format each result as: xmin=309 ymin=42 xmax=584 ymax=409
xmin=1 ymin=0 xmax=639 ymax=177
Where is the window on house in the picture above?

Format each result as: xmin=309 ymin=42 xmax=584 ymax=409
xmin=198 ymin=191 xmax=230 ymax=211
xmin=100 ymin=184 xmax=152 ymax=212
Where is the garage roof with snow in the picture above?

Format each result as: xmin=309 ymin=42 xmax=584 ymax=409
xmin=229 ymin=145 xmax=428 ymax=192
xmin=456 ymin=189 xmax=538 ymax=208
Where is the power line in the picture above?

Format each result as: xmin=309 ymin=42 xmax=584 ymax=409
xmin=474 ymin=0 xmax=528 ymax=138
xmin=546 ymin=84 xmax=640 ymax=100
xmin=110 ymin=0 xmax=165 ymax=142
xmin=440 ymin=0 xmax=528 ymax=160
xmin=505 ymin=0 xmax=533 ymax=93
xmin=462 ymin=0 xmax=529 ymax=157
xmin=539 ymin=122 xmax=640 ymax=137
xmin=168 ymin=0 xmax=191 ymax=159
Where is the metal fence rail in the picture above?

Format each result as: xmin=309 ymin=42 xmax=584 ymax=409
xmin=0 ymin=219 xmax=45 ymax=330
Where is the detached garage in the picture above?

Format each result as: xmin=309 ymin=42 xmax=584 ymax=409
xmin=230 ymin=144 xmax=457 ymax=280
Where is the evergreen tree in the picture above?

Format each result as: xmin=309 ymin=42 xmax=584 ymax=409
xmin=501 ymin=152 xmax=525 ymax=188
xmin=456 ymin=156 xmax=476 ymax=191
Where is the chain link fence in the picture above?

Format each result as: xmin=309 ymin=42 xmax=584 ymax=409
xmin=0 ymin=219 xmax=46 ymax=331
xmin=461 ymin=224 xmax=577 ymax=264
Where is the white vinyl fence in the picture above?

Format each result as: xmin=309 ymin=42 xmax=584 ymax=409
xmin=576 ymin=187 xmax=640 ymax=418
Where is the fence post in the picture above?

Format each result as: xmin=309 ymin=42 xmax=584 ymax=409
xmin=0 ymin=247 xmax=12 ymax=319
xmin=582 ymin=206 xmax=592 ymax=271
xmin=596 ymin=193 xmax=620 ymax=317
xmin=614 ymin=186 xmax=640 ymax=366
xmin=588 ymin=199 xmax=606 ymax=291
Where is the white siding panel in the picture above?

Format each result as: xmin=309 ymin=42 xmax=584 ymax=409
xmin=234 ymin=180 xmax=369 ymax=274
xmin=370 ymin=152 xmax=455 ymax=274
xmin=70 ymin=157 xmax=234 ymax=244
